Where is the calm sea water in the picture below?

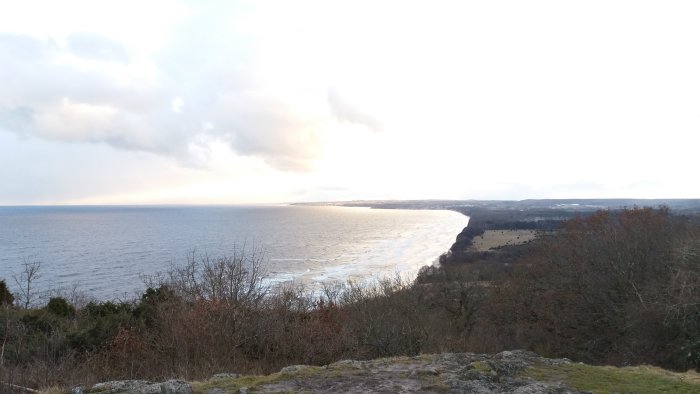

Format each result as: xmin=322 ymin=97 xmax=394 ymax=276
xmin=0 ymin=205 xmax=468 ymax=300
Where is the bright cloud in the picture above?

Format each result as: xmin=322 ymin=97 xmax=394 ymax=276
xmin=1 ymin=0 xmax=700 ymax=204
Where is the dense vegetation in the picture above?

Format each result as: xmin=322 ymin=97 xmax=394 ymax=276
xmin=486 ymin=208 xmax=700 ymax=366
xmin=2 ymin=207 xmax=700 ymax=391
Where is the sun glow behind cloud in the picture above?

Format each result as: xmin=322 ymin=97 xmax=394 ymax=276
xmin=1 ymin=0 xmax=699 ymax=204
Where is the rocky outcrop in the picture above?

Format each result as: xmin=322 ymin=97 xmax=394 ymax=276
xmin=192 ymin=350 xmax=581 ymax=393
xmin=82 ymin=349 xmax=700 ymax=393
xmin=78 ymin=379 xmax=192 ymax=394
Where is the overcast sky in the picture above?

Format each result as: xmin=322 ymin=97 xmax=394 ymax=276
xmin=1 ymin=0 xmax=699 ymax=205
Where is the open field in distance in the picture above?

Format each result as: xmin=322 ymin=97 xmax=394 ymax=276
xmin=470 ymin=230 xmax=537 ymax=252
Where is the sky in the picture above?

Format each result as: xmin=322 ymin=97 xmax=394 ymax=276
xmin=1 ymin=0 xmax=699 ymax=205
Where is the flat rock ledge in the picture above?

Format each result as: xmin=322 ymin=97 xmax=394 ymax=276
xmin=81 ymin=350 xmax=584 ymax=393
xmin=75 ymin=379 xmax=192 ymax=394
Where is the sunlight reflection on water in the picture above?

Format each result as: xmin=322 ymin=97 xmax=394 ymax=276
xmin=0 ymin=205 xmax=468 ymax=300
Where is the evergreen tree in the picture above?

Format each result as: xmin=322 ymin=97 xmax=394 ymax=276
xmin=0 ymin=279 xmax=14 ymax=306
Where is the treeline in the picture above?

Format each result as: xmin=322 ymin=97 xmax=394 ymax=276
xmin=440 ymin=205 xmax=573 ymax=265
xmin=485 ymin=207 xmax=700 ymax=367
xmin=2 ymin=207 xmax=700 ymax=391
xmin=432 ymin=207 xmax=700 ymax=367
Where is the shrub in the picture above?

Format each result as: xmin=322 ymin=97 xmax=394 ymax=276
xmin=46 ymin=297 xmax=75 ymax=317
xmin=0 ymin=279 xmax=14 ymax=306
xmin=67 ymin=301 xmax=139 ymax=352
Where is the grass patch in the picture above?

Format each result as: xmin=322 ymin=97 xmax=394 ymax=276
xmin=523 ymin=362 xmax=700 ymax=394
xmin=191 ymin=373 xmax=287 ymax=393
xmin=420 ymin=381 xmax=451 ymax=393
xmin=470 ymin=361 xmax=491 ymax=373
xmin=191 ymin=366 xmax=327 ymax=393
xmin=37 ymin=387 xmax=64 ymax=394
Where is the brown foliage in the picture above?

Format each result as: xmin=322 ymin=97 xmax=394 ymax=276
xmin=482 ymin=208 xmax=700 ymax=369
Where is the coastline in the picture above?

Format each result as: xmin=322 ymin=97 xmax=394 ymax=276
xmin=1 ymin=205 xmax=466 ymax=300
xmin=292 ymin=200 xmax=473 ymax=271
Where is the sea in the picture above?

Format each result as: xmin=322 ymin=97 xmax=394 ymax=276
xmin=0 ymin=205 xmax=468 ymax=301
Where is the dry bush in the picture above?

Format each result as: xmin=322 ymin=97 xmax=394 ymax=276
xmin=332 ymin=276 xmax=430 ymax=358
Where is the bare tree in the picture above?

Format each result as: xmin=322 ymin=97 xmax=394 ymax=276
xmin=164 ymin=245 xmax=269 ymax=306
xmin=13 ymin=261 xmax=42 ymax=309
